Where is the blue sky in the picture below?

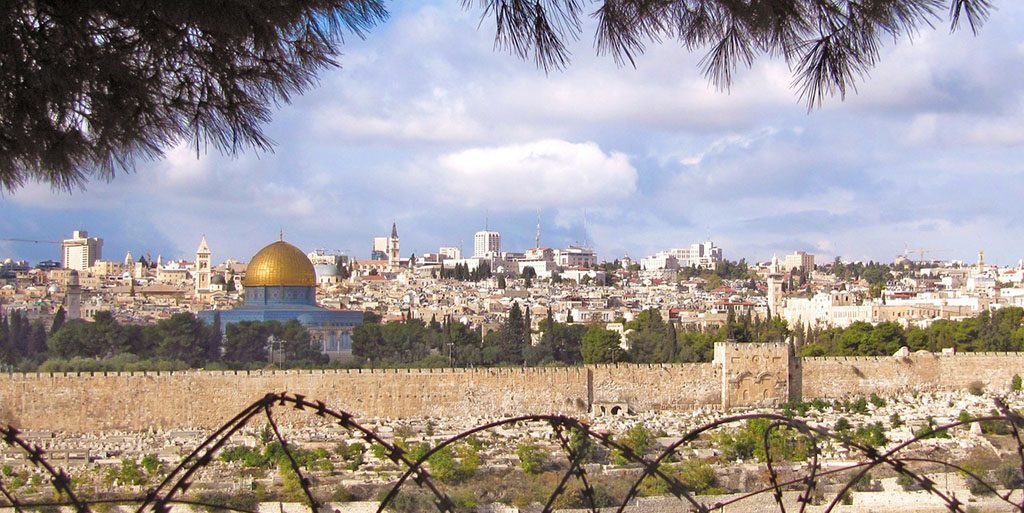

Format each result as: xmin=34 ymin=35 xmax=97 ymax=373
xmin=2 ymin=2 xmax=1023 ymax=266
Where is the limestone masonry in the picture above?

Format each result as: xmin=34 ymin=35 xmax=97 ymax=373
xmin=2 ymin=342 xmax=1022 ymax=433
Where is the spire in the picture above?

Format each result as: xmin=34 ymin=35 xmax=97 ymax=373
xmin=196 ymin=235 xmax=210 ymax=254
xmin=391 ymin=221 xmax=398 ymax=239
xmin=279 ymin=228 xmax=284 ymax=241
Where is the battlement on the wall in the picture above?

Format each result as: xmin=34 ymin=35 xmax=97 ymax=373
xmin=0 ymin=366 xmax=599 ymax=380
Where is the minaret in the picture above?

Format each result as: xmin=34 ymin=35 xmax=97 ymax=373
xmin=388 ymin=222 xmax=400 ymax=268
xmin=767 ymin=274 xmax=784 ymax=319
xmin=66 ymin=270 xmax=82 ymax=320
xmin=195 ymin=236 xmax=211 ymax=295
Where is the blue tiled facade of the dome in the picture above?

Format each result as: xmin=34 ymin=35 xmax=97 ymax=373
xmin=199 ymin=285 xmax=362 ymax=359
xmin=244 ymin=285 xmax=317 ymax=306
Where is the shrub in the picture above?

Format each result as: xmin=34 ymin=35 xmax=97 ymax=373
xmin=981 ymin=409 xmax=1012 ymax=435
xmin=220 ymin=446 xmax=268 ymax=467
xmin=517 ymin=442 xmax=547 ymax=474
xmin=850 ymin=397 xmax=869 ymax=414
xmin=196 ymin=492 xmax=259 ymax=513
xmin=1013 ymin=374 xmax=1023 ymax=392
xmin=960 ymin=461 xmax=993 ymax=495
xmin=890 ymin=413 xmax=903 ymax=429
xmin=995 ymin=461 xmax=1024 ymax=489
xmin=834 ymin=417 xmax=852 ymax=432
xmin=332 ymin=486 xmax=355 ymax=502
xmin=968 ymin=380 xmax=985 ymax=396
xmin=140 ymin=454 xmax=161 ymax=475
xmin=678 ymin=459 xmax=717 ymax=493
xmin=611 ymin=423 xmax=655 ymax=465
xmin=853 ymin=472 xmax=876 ymax=492
xmin=426 ymin=444 xmax=478 ymax=483
xmin=869 ymin=393 xmax=886 ymax=408
xmin=371 ymin=443 xmax=388 ymax=460
xmin=914 ymin=417 xmax=950 ymax=439
xmin=897 ymin=473 xmax=922 ymax=491
xmin=551 ymin=482 xmax=616 ymax=509
xmin=852 ymin=422 xmax=887 ymax=448
xmin=712 ymin=419 xmax=808 ymax=463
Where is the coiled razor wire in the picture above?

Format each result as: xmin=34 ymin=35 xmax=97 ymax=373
xmin=0 ymin=392 xmax=1021 ymax=513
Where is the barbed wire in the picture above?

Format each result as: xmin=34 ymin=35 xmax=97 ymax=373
xmin=0 ymin=393 xmax=1021 ymax=513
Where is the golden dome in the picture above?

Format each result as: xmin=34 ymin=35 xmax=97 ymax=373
xmin=243 ymin=240 xmax=316 ymax=287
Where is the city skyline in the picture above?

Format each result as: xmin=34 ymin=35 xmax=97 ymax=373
xmin=1 ymin=2 xmax=1022 ymax=265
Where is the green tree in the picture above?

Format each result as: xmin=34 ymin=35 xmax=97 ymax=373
xmin=50 ymin=307 xmax=67 ymax=334
xmin=277 ymin=320 xmax=325 ymax=364
xmin=153 ymin=313 xmax=209 ymax=365
xmin=626 ymin=310 xmax=676 ymax=363
xmin=527 ymin=314 xmax=586 ymax=365
xmin=223 ymin=321 xmax=272 ymax=363
xmin=581 ymin=327 xmax=626 ymax=364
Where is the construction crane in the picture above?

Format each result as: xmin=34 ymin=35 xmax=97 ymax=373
xmin=903 ymin=244 xmax=949 ymax=262
xmin=0 ymin=237 xmax=60 ymax=245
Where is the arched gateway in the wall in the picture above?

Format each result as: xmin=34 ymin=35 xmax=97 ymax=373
xmin=714 ymin=342 xmax=794 ymax=409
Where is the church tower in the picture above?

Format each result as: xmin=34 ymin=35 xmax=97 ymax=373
xmin=387 ymin=222 xmax=400 ymax=268
xmin=195 ymin=236 xmax=211 ymax=295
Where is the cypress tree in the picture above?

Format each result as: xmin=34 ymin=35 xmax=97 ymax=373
xmin=51 ymin=306 xmax=67 ymax=333
xmin=28 ymin=321 xmax=47 ymax=357
xmin=207 ymin=312 xmax=223 ymax=362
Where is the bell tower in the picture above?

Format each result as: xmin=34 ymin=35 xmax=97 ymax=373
xmin=195 ymin=236 xmax=211 ymax=295
xmin=387 ymin=222 xmax=400 ymax=268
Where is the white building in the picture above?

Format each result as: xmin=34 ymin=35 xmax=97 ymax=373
xmin=439 ymin=246 xmax=462 ymax=260
xmin=372 ymin=237 xmax=389 ymax=259
xmin=668 ymin=241 xmax=722 ymax=270
xmin=518 ymin=259 xmax=554 ymax=278
xmin=640 ymin=252 xmax=679 ymax=271
xmin=783 ymin=251 xmax=815 ymax=273
xmin=61 ymin=230 xmax=103 ymax=271
xmin=474 ymin=230 xmax=501 ymax=258
xmin=783 ymin=291 xmax=871 ymax=329
xmin=555 ymin=245 xmax=597 ymax=268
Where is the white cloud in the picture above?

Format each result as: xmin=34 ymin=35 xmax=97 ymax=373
xmin=967 ymin=118 xmax=1024 ymax=146
xmin=430 ymin=139 xmax=637 ymax=209
xmin=312 ymin=88 xmax=485 ymax=143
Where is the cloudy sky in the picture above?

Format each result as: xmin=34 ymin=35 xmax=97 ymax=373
xmin=2 ymin=2 xmax=1023 ymax=266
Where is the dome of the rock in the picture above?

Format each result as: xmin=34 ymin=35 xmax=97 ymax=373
xmin=243 ymin=240 xmax=316 ymax=287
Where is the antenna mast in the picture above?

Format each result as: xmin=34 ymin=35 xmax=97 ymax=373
xmin=535 ymin=211 xmax=541 ymax=248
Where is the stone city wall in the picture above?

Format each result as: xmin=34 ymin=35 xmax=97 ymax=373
xmin=0 ymin=364 xmax=721 ymax=433
xmin=0 ymin=368 xmax=588 ymax=432
xmin=590 ymin=363 xmax=721 ymax=412
xmin=799 ymin=351 xmax=1024 ymax=399
xmin=3 ymin=346 xmax=1024 ymax=433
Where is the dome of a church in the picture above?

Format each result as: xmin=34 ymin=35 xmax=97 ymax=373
xmin=243 ymin=240 xmax=316 ymax=287
xmin=314 ymin=263 xmax=341 ymax=278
